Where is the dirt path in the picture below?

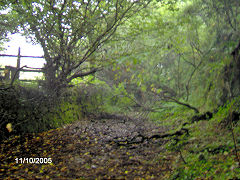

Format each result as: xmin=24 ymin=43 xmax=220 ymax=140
xmin=0 ymin=115 xmax=177 ymax=179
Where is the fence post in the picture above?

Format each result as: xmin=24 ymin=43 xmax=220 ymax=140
xmin=16 ymin=47 xmax=21 ymax=79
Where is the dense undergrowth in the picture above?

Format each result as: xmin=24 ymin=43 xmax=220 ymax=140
xmin=165 ymin=104 xmax=240 ymax=179
xmin=1 ymin=78 xmax=240 ymax=179
xmin=0 ymin=77 xmax=137 ymax=141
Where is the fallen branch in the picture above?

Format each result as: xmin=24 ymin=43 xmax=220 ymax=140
xmin=191 ymin=111 xmax=213 ymax=123
xmin=165 ymin=97 xmax=199 ymax=114
xmin=151 ymin=90 xmax=199 ymax=113
xmin=112 ymin=127 xmax=189 ymax=146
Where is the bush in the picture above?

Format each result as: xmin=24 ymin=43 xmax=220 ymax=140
xmin=0 ymin=83 xmax=57 ymax=141
xmin=73 ymin=82 xmax=111 ymax=115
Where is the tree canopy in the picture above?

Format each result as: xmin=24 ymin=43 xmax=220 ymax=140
xmin=0 ymin=0 xmax=19 ymax=50
xmin=98 ymin=0 xmax=240 ymax=112
xmin=8 ymin=0 xmax=151 ymax=94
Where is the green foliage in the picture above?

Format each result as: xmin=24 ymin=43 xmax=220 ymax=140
xmin=71 ymin=76 xmax=136 ymax=115
xmin=214 ymin=96 xmax=240 ymax=124
xmin=0 ymin=86 xmax=19 ymax=137
xmin=6 ymin=0 xmax=152 ymax=93
xmin=100 ymin=0 xmax=240 ymax=114
xmin=171 ymin=153 xmax=240 ymax=179
xmin=0 ymin=84 xmax=47 ymax=139
xmin=0 ymin=82 xmax=80 ymax=140
xmin=148 ymin=105 xmax=194 ymax=126
xmin=0 ymin=1 xmax=20 ymax=49
xmin=73 ymin=82 xmax=109 ymax=115
xmin=49 ymin=101 xmax=81 ymax=127
xmin=110 ymin=82 xmax=135 ymax=109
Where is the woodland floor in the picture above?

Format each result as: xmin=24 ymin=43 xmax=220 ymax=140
xmin=0 ymin=114 xmax=179 ymax=179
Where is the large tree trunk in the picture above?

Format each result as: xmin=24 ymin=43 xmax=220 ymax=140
xmin=43 ymin=62 xmax=59 ymax=96
xmin=221 ymin=41 xmax=240 ymax=104
xmin=231 ymin=41 xmax=240 ymax=96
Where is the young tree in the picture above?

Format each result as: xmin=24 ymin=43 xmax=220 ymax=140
xmin=13 ymin=0 xmax=151 ymax=94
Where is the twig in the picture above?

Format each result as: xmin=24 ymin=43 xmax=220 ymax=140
xmin=179 ymin=149 xmax=187 ymax=164
xmin=10 ymin=66 xmax=27 ymax=86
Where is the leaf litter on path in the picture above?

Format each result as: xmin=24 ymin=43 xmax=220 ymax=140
xmin=0 ymin=117 xmax=176 ymax=179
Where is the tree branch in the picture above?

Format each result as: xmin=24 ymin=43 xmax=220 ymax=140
xmin=166 ymin=96 xmax=199 ymax=113
xmin=66 ymin=68 xmax=98 ymax=83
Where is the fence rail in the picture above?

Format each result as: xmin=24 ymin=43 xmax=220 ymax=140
xmin=0 ymin=47 xmax=44 ymax=81
xmin=0 ymin=54 xmax=44 ymax=58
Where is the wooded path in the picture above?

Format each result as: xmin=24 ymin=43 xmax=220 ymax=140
xmin=0 ymin=115 xmax=177 ymax=179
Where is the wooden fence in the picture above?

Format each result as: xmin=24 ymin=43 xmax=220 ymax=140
xmin=0 ymin=47 xmax=44 ymax=82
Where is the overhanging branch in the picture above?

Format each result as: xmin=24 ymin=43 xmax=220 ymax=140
xmin=66 ymin=68 xmax=98 ymax=83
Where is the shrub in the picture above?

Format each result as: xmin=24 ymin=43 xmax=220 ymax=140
xmin=0 ymin=83 xmax=56 ymax=141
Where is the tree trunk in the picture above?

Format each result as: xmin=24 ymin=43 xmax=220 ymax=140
xmin=43 ymin=62 xmax=59 ymax=96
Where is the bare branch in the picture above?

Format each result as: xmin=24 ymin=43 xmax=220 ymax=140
xmin=66 ymin=68 xmax=98 ymax=83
